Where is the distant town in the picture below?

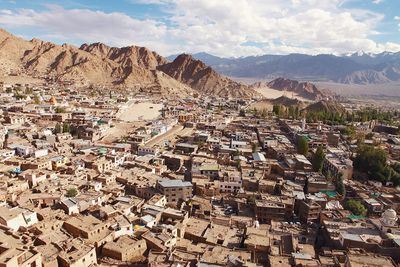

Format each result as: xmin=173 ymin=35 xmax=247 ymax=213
xmin=0 ymin=78 xmax=398 ymax=267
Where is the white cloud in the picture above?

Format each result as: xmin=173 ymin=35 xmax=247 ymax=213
xmin=160 ymin=0 xmax=395 ymax=56
xmin=0 ymin=6 xmax=168 ymax=48
xmin=0 ymin=1 xmax=398 ymax=57
xmin=372 ymin=0 xmax=383 ymax=4
xmin=395 ymin=16 xmax=400 ymax=31
xmin=0 ymin=10 xmax=13 ymax=15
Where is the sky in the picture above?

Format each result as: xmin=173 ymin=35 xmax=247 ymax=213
xmin=0 ymin=0 xmax=399 ymax=57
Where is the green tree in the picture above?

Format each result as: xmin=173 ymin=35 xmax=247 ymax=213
xmin=344 ymin=199 xmax=366 ymax=216
xmin=239 ymin=109 xmax=246 ymax=117
xmin=55 ymin=107 xmax=66 ymax=113
xmin=273 ymin=105 xmax=281 ymax=116
xmin=335 ymin=174 xmax=345 ymax=196
xmin=15 ymin=92 xmax=26 ymax=100
xmin=294 ymin=106 xmax=300 ymax=119
xmin=54 ymin=123 xmax=62 ymax=134
xmin=25 ymin=87 xmax=33 ymax=94
xmin=341 ymin=125 xmax=356 ymax=139
xmin=353 ymin=145 xmax=388 ymax=182
xmin=251 ymin=142 xmax=258 ymax=153
xmin=312 ymin=146 xmax=325 ymax=172
xmin=253 ymin=108 xmax=259 ymax=117
xmin=33 ymin=95 xmax=41 ymax=104
xmin=236 ymin=160 xmax=242 ymax=171
xmin=66 ymin=188 xmax=78 ymax=198
xmin=288 ymin=106 xmax=295 ymax=118
xmin=261 ymin=109 xmax=267 ymax=118
xmin=247 ymin=195 xmax=256 ymax=205
xmin=365 ymin=132 xmax=374 ymax=139
xmin=297 ymin=136 xmax=309 ymax=156
xmin=62 ymin=123 xmax=70 ymax=133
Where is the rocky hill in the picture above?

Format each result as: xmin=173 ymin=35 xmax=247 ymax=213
xmin=158 ymin=54 xmax=257 ymax=98
xmin=0 ymin=29 xmax=167 ymax=88
xmin=304 ymin=100 xmax=345 ymax=114
xmin=0 ymin=29 xmax=34 ymax=74
xmin=270 ymin=96 xmax=304 ymax=107
xmin=80 ymin=42 xmax=167 ymax=70
xmin=0 ymin=29 xmax=256 ymax=98
xmin=259 ymin=78 xmax=326 ymax=100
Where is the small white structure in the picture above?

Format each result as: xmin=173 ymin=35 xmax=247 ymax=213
xmin=0 ymin=206 xmax=38 ymax=231
xmin=376 ymin=208 xmax=400 ymax=236
xmin=382 ymin=209 xmax=397 ymax=227
xmin=141 ymin=214 xmax=157 ymax=228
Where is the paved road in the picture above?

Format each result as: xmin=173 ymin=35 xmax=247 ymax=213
xmin=146 ymin=125 xmax=195 ymax=147
xmin=146 ymin=124 xmax=184 ymax=147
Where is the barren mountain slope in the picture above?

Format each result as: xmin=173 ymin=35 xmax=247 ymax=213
xmin=0 ymin=29 xmax=189 ymax=95
xmin=304 ymin=100 xmax=345 ymax=113
xmin=0 ymin=29 xmax=34 ymax=74
xmin=0 ymin=29 xmax=255 ymax=98
xmin=158 ymin=54 xmax=258 ymax=98
xmin=262 ymin=78 xmax=326 ymax=100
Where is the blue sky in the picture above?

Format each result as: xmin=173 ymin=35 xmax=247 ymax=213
xmin=0 ymin=0 xmax=399 ymax=57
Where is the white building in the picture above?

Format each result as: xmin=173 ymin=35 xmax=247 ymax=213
xmin=0 ymin=206 xmax=38 ymax=231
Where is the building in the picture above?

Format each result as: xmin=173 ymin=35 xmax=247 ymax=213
xmin=298 ymin=200 xmax=322 ymax=223
xmin=323 ymin=149 xmax=353 ymax=180
xmin=50 ymin=155 xmax=69 ymax=170
xmin=62 ymin=215 xmax=111 ymax=243
xmin=199 ymin=164 xmax=220 ymax=179
xmin=58 ymin=243 xmax=97 ymax=267
xmin=255 ymin=196 xmax=294 ymax=223
xmin=102 ymin=236 xmax=147 ymax=262
xmin=156 ymin=179 xmax=193 ymax=204
xmin=219 ymin=170 xmax=242 ymax=193
xmin=344 ymin=252 xmax=396 ymax=267
xmin=0 ymin=245 xmax=42 ymax=267
xmin=175 ymin=143 xmax=198 ymax=154
xmin=0 ymin=206 xmax=38 ymax=231
xmin=138 ymin=146 xmax=159 ymax=156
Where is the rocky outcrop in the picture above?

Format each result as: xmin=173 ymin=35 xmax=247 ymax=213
xmin=265 ymin=78 xmax=326 ymax=100
xmin=158 ymin=54 xmax=257 ymax=98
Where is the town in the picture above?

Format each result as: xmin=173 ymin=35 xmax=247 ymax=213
xmin=0 ymin=81 xmax=400 ymax=267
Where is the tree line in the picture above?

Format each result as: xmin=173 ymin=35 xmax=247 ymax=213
xmin=271 ymin=104 xmax=399 ymax=126
xmin=353 ymin=144 xmax=400 ymax=186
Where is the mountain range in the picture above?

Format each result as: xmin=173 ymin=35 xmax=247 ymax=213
xmin=168 ymin=51 xmax=400 ymax=85
xmin=2 ymin=27 xmax=396 ymax=99
xmin=0 ymin=29 xmax=257 ymax=98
